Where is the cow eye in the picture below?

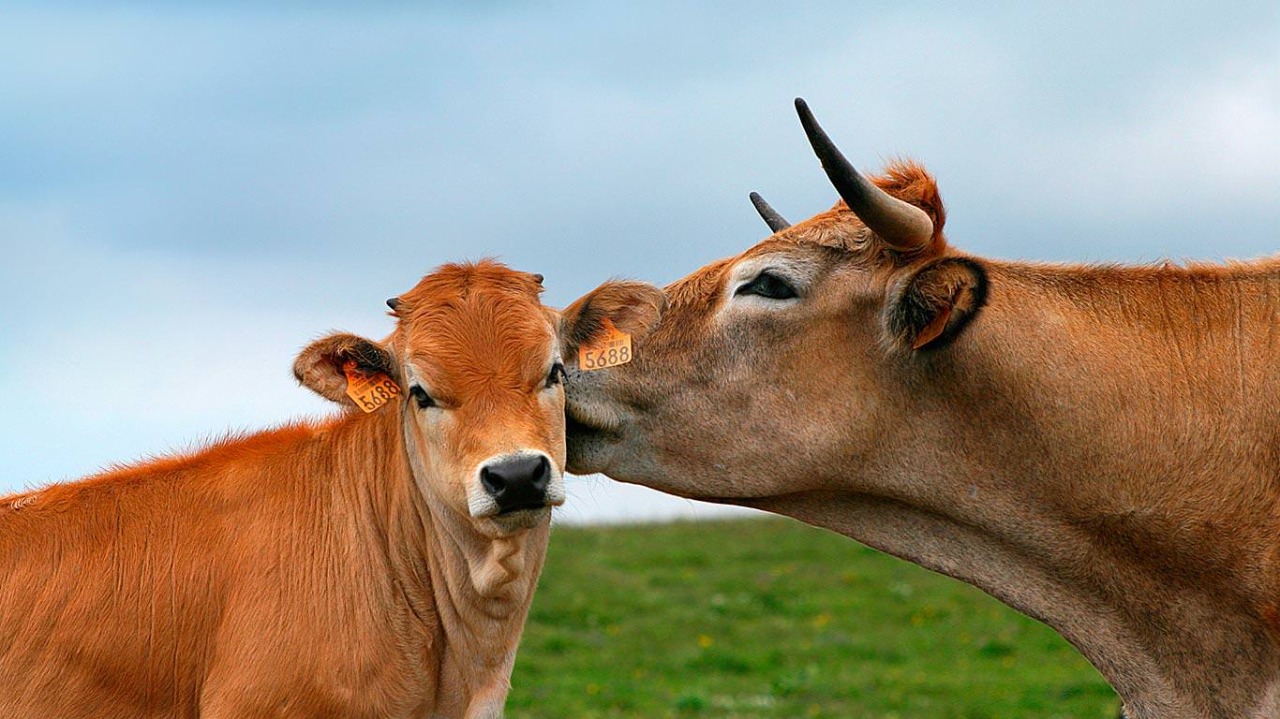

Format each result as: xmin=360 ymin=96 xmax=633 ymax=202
xmin=545 ymin=362 xmax=566 ymax=389
xmin=735 ymin=271 xmax=798 ymax=300
xmin=408 ymin=385 xmax=436 ymax=409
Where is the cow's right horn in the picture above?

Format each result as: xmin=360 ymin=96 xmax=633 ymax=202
xmin=749 ymin=192 xmax=790 ymax=232
xmin=794 ymin=98 xmax=934 ymax=252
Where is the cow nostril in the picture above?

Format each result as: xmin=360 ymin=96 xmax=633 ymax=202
xmin=480 ymin=467 xmax=507 ymax=497
xmin=530 ymin=455 xmax=550 ymax=493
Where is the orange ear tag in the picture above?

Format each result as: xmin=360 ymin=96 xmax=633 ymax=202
xmin=578 ymin=318 xmax=633 ymax=371
xmin=342 ymin=360 xmax=401 ymax=413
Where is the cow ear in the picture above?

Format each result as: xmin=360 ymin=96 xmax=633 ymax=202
xmin=885 ymin=257 xmax=987 ymax=351
xmin=561 ymin=280 xmax=666 ymax=353
xmin=293 ymin=333 xmax=400 ymax=405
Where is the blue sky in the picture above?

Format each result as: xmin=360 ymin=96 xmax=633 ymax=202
xmin=2 ymin=2 xmax=1277 ymax=521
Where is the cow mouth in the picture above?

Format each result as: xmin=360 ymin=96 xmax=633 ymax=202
xmin=498 ymin=501 xmax=549 ymax=515
xmin=565 ymin=397 xmax=624 ymax=438
xmin=564 ymin=402 xmax=627 ymax=476
xmin=485 ymin=504 xmax=554 ymax=534
xmin=565 ymin=412 xmax=596 ymax=439
xmin=468 ymin=491 xmax=557 ymax=522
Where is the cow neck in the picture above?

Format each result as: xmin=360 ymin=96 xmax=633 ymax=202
xmin=804 ymin=264 xmax=1280 ymax=719
xmin=350 ymin=404 xmax=438 ymax=608
xmin=390 ymin=403 xmax=549 ymax=716
xmin=974 ymin=262 xmax=1280 ymax=718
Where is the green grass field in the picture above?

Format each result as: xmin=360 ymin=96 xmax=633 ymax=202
xmin=508 ymin=517 xmax=1120 ymax=719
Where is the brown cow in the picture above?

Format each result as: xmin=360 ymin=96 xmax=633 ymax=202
xmin=561 ymin=100 xmax=1280 ymax=719
xmin=0 ymin=260 xmax=568 ymax=719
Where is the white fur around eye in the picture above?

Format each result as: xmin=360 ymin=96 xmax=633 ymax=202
xmin=735 ymin=272 xmax=799 ymax=301
xmin=723 ymin=257 xmax=815 ymax=313
xmin=401 ymin=361 xmax=445 ymax=412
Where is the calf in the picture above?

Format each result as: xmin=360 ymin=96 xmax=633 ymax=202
xmin=1 ymin=260 xmax=567 ymax=719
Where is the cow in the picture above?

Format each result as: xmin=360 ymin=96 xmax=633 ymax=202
xmin=0 ymin=260 xmax=569 ymax=719
xmin=560 ymin=99 xmax=1280 ymax=719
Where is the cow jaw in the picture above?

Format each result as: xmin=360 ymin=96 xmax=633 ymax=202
xmin=563 ymin=411 xmax=614 ymax=476
xmin=563 ymin=369 xmax=629 ymax=475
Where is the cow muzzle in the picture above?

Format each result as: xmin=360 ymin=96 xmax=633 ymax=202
xmin=470 ymin=451 xmax=565 ymax=519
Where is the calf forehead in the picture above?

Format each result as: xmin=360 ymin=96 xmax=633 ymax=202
xmin=396 ymin=262 xmax=554 ymax=390
xmin=408 ymin=297 xmax=553 ymax=376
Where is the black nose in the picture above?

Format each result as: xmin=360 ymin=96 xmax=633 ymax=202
xmin=480 ymin=455 xmax=551 ymax=514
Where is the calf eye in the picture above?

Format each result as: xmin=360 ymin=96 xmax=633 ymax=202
xmin=409 ymin=385 xmax=436 ymax=409
xmin=736 ymin=271 xmax=798 ymax=300
xmin=545 ymin=362 xmax=566 ymax=389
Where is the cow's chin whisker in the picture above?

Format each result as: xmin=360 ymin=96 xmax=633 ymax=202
xmin=467 ymin=495 xmax=502 ymax=520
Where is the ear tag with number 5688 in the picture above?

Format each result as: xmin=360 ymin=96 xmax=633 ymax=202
xmin=343 ymin=360 xmax=401 ymax=412
xmin=578 ymin=318 xmax=632 ymax=371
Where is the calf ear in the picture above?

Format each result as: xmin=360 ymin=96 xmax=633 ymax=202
xmin=885 ymin=258 xmax=987 ymax=351
xmin=294 ymin=333 xmax=400 ymax=405
xmin=561 ymin=281 xmax=666 ymax=352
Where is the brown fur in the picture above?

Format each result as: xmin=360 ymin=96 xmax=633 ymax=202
xmin=564 ymin=159 xmax=1280 ymax=719
xmin=0 ymin=260 xmax=566 ymax=719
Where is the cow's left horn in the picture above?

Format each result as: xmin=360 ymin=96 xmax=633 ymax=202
xmin=749 ymin=192 xmax=790 ymax=232
xmin=794 ymin=98 xmax=933 ymax=252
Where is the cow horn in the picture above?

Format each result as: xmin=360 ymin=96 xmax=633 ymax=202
xmin=749 ymin=192 xmax=791 ymax=232
xmin=794 ymin=98 xmax=934 ymax=252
